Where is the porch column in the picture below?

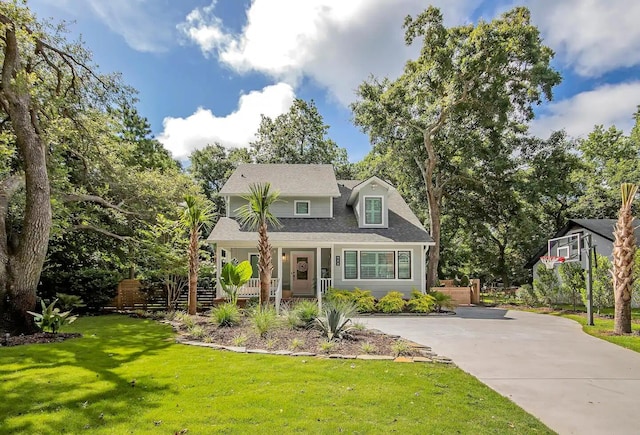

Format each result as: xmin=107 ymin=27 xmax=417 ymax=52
xmin=216 ymin=244 xmax=222 ymax=299
xmin=276 ymin=247 xmax=283 ymax=313
xmin=421 ymin=245 xmax=427 ymax=294
xmin=316 ymin=246 xmax=322 ymax=311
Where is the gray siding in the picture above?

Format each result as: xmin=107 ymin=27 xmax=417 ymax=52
xmin=228 ymin=196 xmax=332 ymax=218
xmin=332 ymin=243 xmax=423 ymax=298
xmin=228 ymin=248 xmax=279 ymax=278
xmin=356 ymin=184 xmax=388 ymax=228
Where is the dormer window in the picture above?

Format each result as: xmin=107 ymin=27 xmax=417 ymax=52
xmin=294 ymin=200 xmax=310 ymax=216
xmin=364 ymin=196 xmax=383 ymax=225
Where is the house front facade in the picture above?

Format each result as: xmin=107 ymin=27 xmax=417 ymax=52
xmin=207 ymin=164 xmax=434 ymax=304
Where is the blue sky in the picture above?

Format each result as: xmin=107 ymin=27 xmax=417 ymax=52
xmin=32 ymin=0 xmax=640 ymax=162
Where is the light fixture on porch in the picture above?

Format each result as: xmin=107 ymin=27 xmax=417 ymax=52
xmin=282 ymin=252 xmax=286 ymax=261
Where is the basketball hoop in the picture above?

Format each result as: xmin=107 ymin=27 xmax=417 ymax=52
xmin=540 ymin=255 xmax=565 ymax=269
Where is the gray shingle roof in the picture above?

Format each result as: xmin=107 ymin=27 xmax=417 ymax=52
xmin=219 ymin=164 xmax=340 ymax=197
xmin=208 ymin=180 xmax=433 ymax=244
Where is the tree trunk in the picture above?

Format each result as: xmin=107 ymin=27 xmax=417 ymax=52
xmin=612 ymin=193 xmax=636 ymax=334
xmin=426 ymin=204 xmax=441 ymax=291
xmin=1 ymin=23 xmax=52 ymax=333
xmin=258 ymin=220 xmax=272 ymax=305
xmin=187 ymin=228 xmax=199 ymax=315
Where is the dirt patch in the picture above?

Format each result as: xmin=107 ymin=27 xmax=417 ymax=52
xmin=173 ymin=315 xmax=427 ymax=357
xmin=1 ymin=332 xmax=82 ymax=347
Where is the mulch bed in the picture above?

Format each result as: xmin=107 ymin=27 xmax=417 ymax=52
xmin=1 ymin=332 xmax=82 ymax=347
xmin=175 ymin=315 xmax=425 ymax=357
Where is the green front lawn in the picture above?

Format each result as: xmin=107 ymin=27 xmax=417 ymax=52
xmin=560 ymin=313 xmax=640 ymax=353
xmin=0 ymin=315 xmax=552 ymax=434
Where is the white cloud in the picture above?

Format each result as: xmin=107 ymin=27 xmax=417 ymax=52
xmin=179 ymin=0 xmax=482 ymax=105
xmin=157 ymin=83 xmax=296 ymax=159
xmin=528 ymin=0 xmax=640 ymax=77
xmin=530 ymin=82 xmax=640 ymax=139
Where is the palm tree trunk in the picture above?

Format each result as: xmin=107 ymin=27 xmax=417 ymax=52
xmin=258 ymin=221 xmax=272 ymax=305
xmin=613 ymin=184 xmax=637 ymax=334
xmin=187 ymin=228 xmax=199 ymax=315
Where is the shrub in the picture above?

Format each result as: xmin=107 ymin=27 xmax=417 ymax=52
xmin=219 ymin=261 xmax=253 ymax=305
xmin=376 ymin=291 xmax=406 ymax=313
xmin=28 ymin=299 xmax=78 ymax=333
xmin=407 ymin=290 xmax=435 ymax=313
xmin=315 ymin=300 xmax=356 ymax=341
xmin=325 ymin=288 xmax=353 ymax=304
xmin=559 ymin=262 xmax=585 ymax=310
xmin=292 ymin=299 xmax=319 ymax=327
xmin=581 ymin=254 xmax=614 ymax=314
xmin=360 ymin=342 xmax=376 ymax=354
xmin=250 ymin=305 xmax=280 ymax=337
xmin=318 ymin=340 xmax=336 ymax=353
xmin=38 ymin=268 xmax=120 ymax=312
xmin=210 ymin=303 xmax=240 ymax=327
xmin=431 ymin=291 xmax=454 ymax=312
xmin=533 ymin=265 xmax=561 ymax=307
xmin=281 ymin=304 xmax=303 ymax=329
xmin=392 ymin=340 xmax=411 ymax=357
xmin=516 ymin=284 xmax=538 ymax=306
xmin=351 ymin=288 xmax=376 ymax=313
xmin=55 ymin=293 xmax=86 ymax=312
xmin=232 ymin=334 xmax=248 ymax=346
xmin=290 ymin=338 xmax=304 ymax=351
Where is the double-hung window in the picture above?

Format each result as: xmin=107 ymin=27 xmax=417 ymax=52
xmin=343 ymin=250 xmax=411 ymax=280
xmin=295 ymin=200 xmax=310 ymax=216
xmin=364 ymin=196 xmax=383 ymax=225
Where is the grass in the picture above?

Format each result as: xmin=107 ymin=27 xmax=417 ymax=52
xmin=0 ymin=315 xmax=553 ymax=434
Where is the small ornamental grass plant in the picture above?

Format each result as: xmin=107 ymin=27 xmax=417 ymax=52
xmin=360 ymin=342 xmax=376 ymax=354
xmin=318 ymin=340 xmax=337 ymax=353
xmin=210 ymin=303 xmax=241 ymax=327
xmin=249 ymin=305 xmax=280 ymax=337
xmin=376 ymin=291 xmax=406 ymax=313
xmin=292 ymin=299 xmax=319 ymax=327
xmin=289 ymin=337 xmax=305 ymax=351
xmin=392 ymin=340 xmax=412 ymax=357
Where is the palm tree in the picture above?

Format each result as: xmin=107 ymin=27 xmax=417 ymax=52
xmin=236 ymin=183 xmax=281 ymax=305
xmin=180 ymin=195 xmax=215 ymax=315
xmin=612 ymin=183 xmax=638 ymax=334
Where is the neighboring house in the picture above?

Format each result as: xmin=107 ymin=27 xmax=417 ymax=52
xmin=207 ymin=164 xmax=434 ymax=303
xmin=526 ymin=219 xmax=640 ymax=279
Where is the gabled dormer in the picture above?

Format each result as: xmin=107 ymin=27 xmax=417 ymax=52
xmin=346 ymin=176 xmax=393 ymax=228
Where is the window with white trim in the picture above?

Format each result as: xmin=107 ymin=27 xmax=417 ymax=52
xmin=294 ymin=200 xmax=310 ymax=216
xmin=343 ymin=250 xmax=411 ymax=280
xmin=364 ymin=196 xmax=383 ymax=225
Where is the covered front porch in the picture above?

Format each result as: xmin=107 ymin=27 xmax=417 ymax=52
xmin=216 ymin=244 xmax=333 ymax=306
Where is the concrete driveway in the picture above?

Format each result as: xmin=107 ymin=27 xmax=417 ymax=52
xmin=358 ymin=308 xmax=640 ymax=435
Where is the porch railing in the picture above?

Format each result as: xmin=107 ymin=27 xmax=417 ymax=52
xmin=237 ymin=278 xmax=279 ymax=298
xmin=319 ymin=278 xmax=332 ymax=295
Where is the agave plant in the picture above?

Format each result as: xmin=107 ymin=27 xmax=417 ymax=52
xmin=315 ymin=301 xmax=356 ymax=341
xmin=27 ymin=299 xmax=78 ymax=333
xmin=612 ymin=183 xmax=638 ymax=334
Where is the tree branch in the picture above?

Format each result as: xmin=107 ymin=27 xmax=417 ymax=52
xmin=60 ymin=193 xmax=139 ymax=216
xmin=70 ymin=224 xmax=131 ymax=242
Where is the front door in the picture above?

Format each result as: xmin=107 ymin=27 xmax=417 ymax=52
xmin=291 ymin=251 xmax=314 ymax=295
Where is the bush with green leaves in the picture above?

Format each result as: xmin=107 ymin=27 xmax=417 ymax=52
xmin=558 ymin=262 xmax=585 ymax=310
xmin=376 ymin=291 xmax=406 ymax=313
xmin=219 ymin=260 xmax=253 ymax=305
xmin=27 ymin=299 xmax=78 ymax=333
xmin=315 ymin=300 xmax=356 ymax=341
xmin=430 ymin=291 xmax=455 ymax=312
xmin=325 ymin=288 xmax=353 ymax=303
xmin=580 ymin=254 xmax=614 ymax=314
xmin=407 ymin=290 xmax=435 ymax=313
xmin=533 ymin=265 xmax=561 ymax=307
xmin=325 ymin=288 xmax=375 ymax=313
xmin=516 ymin=284 xmax=538 ymax=306
xmin=249 ymin=305 xmax=280 ymax=337
xmin=38 ymin=268 xmax=120 ymax=311
xmin=55 ymin=293 xmax=86 ymax=312
xmin=210 ymin=303 xmax=241 ymax=327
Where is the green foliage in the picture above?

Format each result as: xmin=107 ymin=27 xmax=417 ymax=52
xmin=407 ymin=290 xmax=436 ymax=313
xmin=55 ymin=293 xmax=86 ymax=312
xmin=249 ymin=305 xmax=280 ymax=337
xmin=232 ymin=334 xmax=248 ymax=347
xmin=430 ymin=291 xmax=455 ymax=312
xmin=27 ymin=299 xmax=78 ymax=333
xmin=220 ymin=261 xmax=253 ymax=305
xmin=39 ymin=268 xmax=120 ymax=311
xmin=533 ymin=265 xmax=561 ymax=308
xmin=558 ymin=262 xmax=585 ymax=310
xmin=289 ymin=338 xmax=304 ymax=351
xmin=175 ymin=312 xmax=195 ymax=329
xmin=210 ymin=303 xmax=241 ymax=327
xmin=188 ymin=325 xmax=206 ymax=339
xmin=360 ymin=342 xmax=376 ymax=354
xmin=581 ymin=254 xmax=614 ymax=314
xmin=315 ymin=301 xmax=356 ymax=341
xmin=291 ymin=299 xmax=319 ymax=327
xmin=376 ymin=291 xmax=406 ymax=313
xmin=516 ymin=284 xmax=538 ymax=307
xmin=318 ymin=340 xmax=336 ymax=353
xmin=325 ymin=288 xmax=376 ymax=313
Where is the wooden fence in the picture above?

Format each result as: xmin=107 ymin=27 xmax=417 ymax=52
xmin=109 ymin=280 xmax=217 ymax=310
